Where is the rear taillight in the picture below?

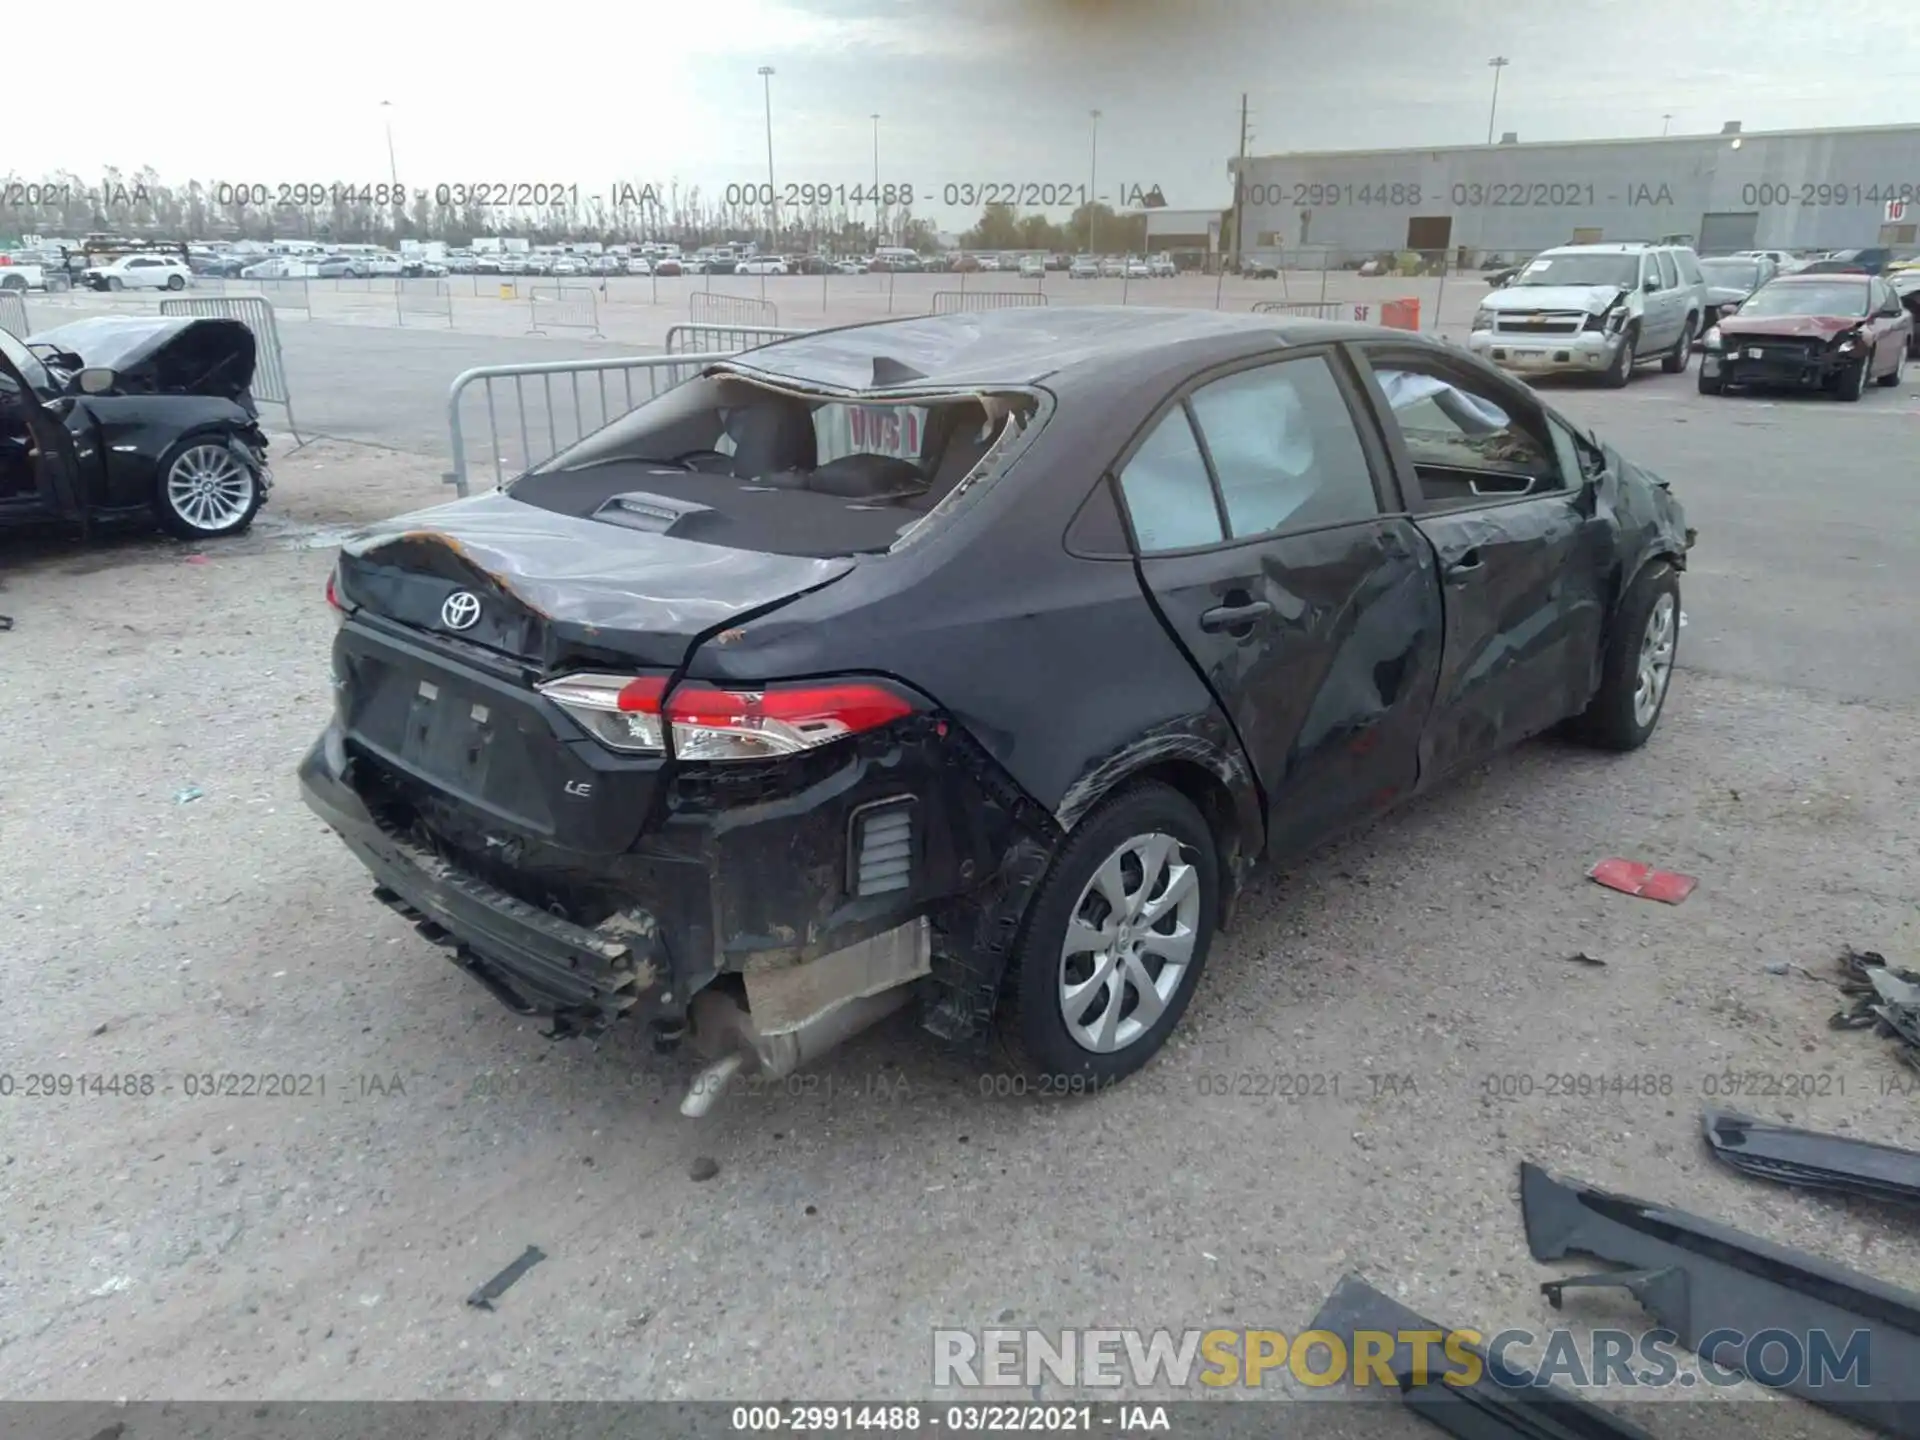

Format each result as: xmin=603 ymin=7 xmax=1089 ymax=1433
xmin=325 ymin=568 xmax=348 ymax=621
xmin=536 ymin=674 xmax=920 ymax=760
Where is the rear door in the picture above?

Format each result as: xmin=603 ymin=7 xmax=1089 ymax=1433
xmin=1351 ymin=343 xmax=1613 ymax=781
xmin=1115 ymin=346 xmax=1444 ymax=858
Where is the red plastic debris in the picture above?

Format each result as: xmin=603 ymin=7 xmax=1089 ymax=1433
xmin=1588 ymin=858 xmax=1697 ymax=905
xmin=183 ymin=554 xmax=211 ymax=565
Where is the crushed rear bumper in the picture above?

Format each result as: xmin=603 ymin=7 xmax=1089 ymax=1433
xmin=299 ymin=728 xmax=665 ymax=1034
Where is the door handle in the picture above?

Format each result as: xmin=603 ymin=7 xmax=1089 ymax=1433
xmin=1200 ymin=599 xmax=1274 ymax=632
xmin=1445 ymin=549 xmax=1484 ymax=582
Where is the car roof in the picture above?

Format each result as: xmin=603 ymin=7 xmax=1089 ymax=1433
xmin=1539 ymin=242 xmax=1666 ymax=255
xmin=1771 ymin=271 xmax=1870 ymax=283
xmin=715 ymin=305 xmax=1395 ymax=391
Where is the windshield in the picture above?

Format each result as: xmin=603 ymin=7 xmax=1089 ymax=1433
xmin=1700 ymin=259 xmax=1761 ymax=289
xmin=1514 ymin=253 xmax=1640 ymax=288
xmin=1737 ymin=281 xmax=1871 ymax=318
xmin=0 ymin=326 xmax=53 ymax=393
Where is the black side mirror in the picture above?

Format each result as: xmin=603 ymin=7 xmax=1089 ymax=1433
xmin=1643 ymin=276 xmax=1660 ymax=292
xmin=78 ymin=367 xmax=118 ymax=395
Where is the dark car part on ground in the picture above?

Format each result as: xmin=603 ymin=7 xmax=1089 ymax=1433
xmin=1829 ymin=946 xmax=1920 ymax=1068
xmin=1702 ymin=1110 xmax=1920 ymax=1207
xmin=300 ymin=308 xmax=1690 ymax=1112
xmin=1306 ymin=1274 xmax=1658 ymax=1440
xmin=1522 ymin=1160 xmax=1920 ymax=1438
xmin=0 ymin=317 xmax=268 ymax=538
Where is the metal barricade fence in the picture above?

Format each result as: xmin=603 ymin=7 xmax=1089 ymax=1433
xmin=528 ymin=284 xmax=603 ymax=336
xmin=0 ymin=292 xmax=29 ymax=337
xmin=662 ymin=321 xmax=811 ymax=382
xmin=242 ymin=277 xmax=311 ymax=315
xmin=398 ymin=278 xmax=454 ymax=327
xmin=159 ymin=295 xmax=302 ymax=442
xmin=931 ymin=289 xmax=1048 ymax=314
xmin=690 ymin=291 xmax=779 ymax=326
xmin=445 ymin=351 xmax=732 ymax=496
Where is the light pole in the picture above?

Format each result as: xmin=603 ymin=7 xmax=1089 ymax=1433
xmin=1086 ymin=109 xmax=1101 ymax=253
xmin=1485 ymin=57 xmax=1509 ymax=145
xmin=758 ymin=66 xmax=778 ymax=252
xmin=871 ymin=112 xmax=881 ymax=247
xmin=380 ymin=100 xmax=398 ymax=185
xmin=1662 ymin=113 xmax=1673 ymax=136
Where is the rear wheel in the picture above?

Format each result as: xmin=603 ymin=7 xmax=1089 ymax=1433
xmin=166 ymin=273 xmax=186 ymax=290
xmin=1661 ymin=316 xmax=1696 ymax=373
xmin=1566 ymin=563 xmax=1680 ymax=752
xmin=1004 ymin=783 xmax=1218 ymax=1086
xmin=155 ymin=437 xmax=264 ymax=539
xmin=1602 ymin=329 xmax=1637 ymax=388
xmin=1877 ymin=347 xmax=1904 ymax=387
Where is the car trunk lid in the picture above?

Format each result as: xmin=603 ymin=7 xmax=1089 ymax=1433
xmin=331 ymin=492 xmax=856 ymax=856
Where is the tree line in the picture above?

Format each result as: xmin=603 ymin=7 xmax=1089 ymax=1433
xmin=4 ymin=168 xmax=1161 ymax=254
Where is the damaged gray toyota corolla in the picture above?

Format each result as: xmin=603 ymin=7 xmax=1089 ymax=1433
xmin=299 ymin=307 xmax=1692 ymax=1113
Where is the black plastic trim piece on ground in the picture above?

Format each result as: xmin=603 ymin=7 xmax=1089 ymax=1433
xmin=1306 ymin=1273 xmax=1657 ymax=1439
xmin=1520 ymin=1160 xmax=1920 ymax=1438
xmin=1703 ymin=1109 xmax=1920 ymax=1206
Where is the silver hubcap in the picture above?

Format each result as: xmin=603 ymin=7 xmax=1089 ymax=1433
xmin=1058 ymin=832 xmax=1201 ymax=1054
xmin=1634 ymin=592 xmax=1676 ymax=728
xmin=166 ymin=445 xmax=255 ymax=531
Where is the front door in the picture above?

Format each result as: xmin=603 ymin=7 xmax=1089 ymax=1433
xmin=1351 ymin=344 xmax=1613 ymax=781
xmin=1115 ymin=347 xmax=1444 ymax=858
xmin=0 ymin=339 xmax=87 ymax=523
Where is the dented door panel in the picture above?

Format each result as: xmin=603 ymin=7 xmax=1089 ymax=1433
xmin=1138 ymin=518 xmax=1443 ymax=861
xmin=1414 ymin=495 xmax=1612 ymax=781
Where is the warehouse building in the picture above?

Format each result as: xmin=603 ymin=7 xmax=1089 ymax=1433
xmin=1228 ymin=122 xmax=1920 ymax=263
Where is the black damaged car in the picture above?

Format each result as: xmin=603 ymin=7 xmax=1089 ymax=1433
xmin=299 ymin=308 xmax=1692 ymax=1109
xmin=0 ymin=315 xmax=271 ymax=539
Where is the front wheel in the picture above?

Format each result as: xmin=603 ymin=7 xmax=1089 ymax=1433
xmin=1661 ymin=317 xmax=1696 ymax=373
xmin=1602 ymin=329 xmax=1637 ymax=388
xmin=155 ymin=437 xmax=265 ymax=539
xmin=1566 ymin=563 xmax=1680 ymax=751
xmin=107 ymin=276 xmax=125 ymax=292
xmin=1835 ymin=358 xmax=1869 ymax=402
xmin=1697 ymin=367 xmax=1724 ymax=395
xmin=1877 ymin=348 xmax=1904 ymax=387
xmin=1004 ymin=783 xmax=1218 ymax=1086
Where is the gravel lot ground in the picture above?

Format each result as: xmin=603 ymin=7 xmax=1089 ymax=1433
xmin=1 ymin=318 xmax=1917 ymax=1431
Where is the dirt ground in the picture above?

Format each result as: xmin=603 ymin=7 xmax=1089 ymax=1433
xmin=2 ymin=420 xmax=1918 ymax=1427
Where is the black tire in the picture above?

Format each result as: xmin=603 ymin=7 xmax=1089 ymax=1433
xmin=1835 ymin=358 xmax=1868 ymax=402
xmin=1661 ymin=316 xmax=1696 ymax=373
xmin=0 ymin=274 xmax=24 ymax=292
xmin=1566 ymin=562 xmax=1680 ymax=752
xmin=153 ymin=434 xmax=265 ymax=540
xmin=1697 ymin=368 xmax=1724 ymax=395
xmin=1602 ymin=328 xmax=1637 ymax=388
xmin=106 ymin=276 xmax=124 ymax=292
xmin=1877 ymin=348 xmax=1904 ymax=387
xmin=1004 ymin=783 xmax=1219 ymax=1087
xmin=166 ymin=273 xmax=186 ymax=290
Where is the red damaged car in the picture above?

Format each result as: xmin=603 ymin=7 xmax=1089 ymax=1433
xmin=1699 ymin=272 xmax=1912 ymax=399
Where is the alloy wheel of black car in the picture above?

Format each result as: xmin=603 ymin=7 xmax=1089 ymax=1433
xmin=1006 ymin=783 xmax=1218 ymax=1084
xmin=1661 ymin=317 xmax=1695 ymax=373
xmin=155 ymin=438 xmax=263 ymax=539
xmin=1603 ymin=329 xmax=1636 ymax=388
xmin=1565 ymin=563 xmax=1680 ymax=752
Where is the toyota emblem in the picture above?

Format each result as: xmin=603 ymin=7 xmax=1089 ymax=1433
xmin=440 ymin=591 xmax=483 ymax=630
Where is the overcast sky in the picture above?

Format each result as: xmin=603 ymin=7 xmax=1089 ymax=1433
xmin=15 ymin=0 xmax=1920 ymax=227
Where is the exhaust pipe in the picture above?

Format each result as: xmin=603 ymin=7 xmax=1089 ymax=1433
xmin=679 ymin=983 xmax=915 ymax=1118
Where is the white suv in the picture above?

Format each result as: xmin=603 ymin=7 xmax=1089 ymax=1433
xmin=1470 ymin=242 xmax=1706 ymax=387
xmin=82 ymin=253 xmax=192 ymax=292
